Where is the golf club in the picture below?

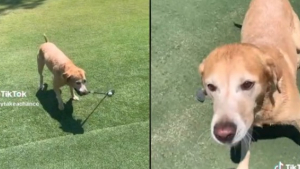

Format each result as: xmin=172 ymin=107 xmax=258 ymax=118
xmin=81 ymin=89 xmax=115 ymax=126
xmin=89 ymin=89 xmax=115 ymax=97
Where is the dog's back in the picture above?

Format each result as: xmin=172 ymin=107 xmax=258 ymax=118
xmin=242 ymin=0 xmax=293 ymax=43
xmin=38 ymin=36 xmax=73 ymax=73
xmin=241 ymin=0 xmax=298 ymax=72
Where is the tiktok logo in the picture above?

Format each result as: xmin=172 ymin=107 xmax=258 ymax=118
xmin=274 ymin=161 xmax=300 ymax=169
xmin=274 ymin=162 xmax=285 ymax=169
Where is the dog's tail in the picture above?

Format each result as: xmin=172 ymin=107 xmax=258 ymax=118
xmin=43 ymin=33 xmax=49 ymax=42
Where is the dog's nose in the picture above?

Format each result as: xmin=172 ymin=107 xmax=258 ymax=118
xmin=83 ymin=90 xmax=90 ymax=95
xmin=213 ymin=122 xmax=237 ymax=143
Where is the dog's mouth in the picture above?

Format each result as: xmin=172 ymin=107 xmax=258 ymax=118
xmin=74 ymin=88 xmax=89 ymax=96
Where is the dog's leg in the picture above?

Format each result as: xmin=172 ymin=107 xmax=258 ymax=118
xmin=54 ymin=87 xmax=64 ymax=110
xmin=37 ymin=50 xmax=45 ymax=90
xmin=70 ymin=86 xmax=79 ymax=101
xmin=291 ymin=11 xmax=300 ymax=69
xmin=53 ymin=79 xmax=64 ymax=110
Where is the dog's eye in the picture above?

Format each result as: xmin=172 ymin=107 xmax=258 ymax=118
xmin=83 ymin=80 xmax=86 ymax=83
xmin=76 ymin=82 xmax=81 ymax=85
xmin=207 ymin=84 xmax=217 ymax=92
xmin=241 ymin=81 xmax=255 ymax=90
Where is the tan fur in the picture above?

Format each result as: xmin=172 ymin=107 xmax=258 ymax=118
xmin=199 ymin=0 xmax=300 ymax=168
xmin=37 ymin=35 xmax=89 ymax=110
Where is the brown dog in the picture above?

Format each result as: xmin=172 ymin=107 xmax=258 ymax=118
xmin=198 ymin=0 xmax=300 ymax=168
xmin=37 ymin=35 xmax=89 ymax=110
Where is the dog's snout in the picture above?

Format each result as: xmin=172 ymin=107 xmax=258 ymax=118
xmin=81 ymin=90 xmax=90 ymax=95
xmin=213 ymin=122 xmax=237 ymax=143
xmin=74 ymin=88 xmax=90 ymax=96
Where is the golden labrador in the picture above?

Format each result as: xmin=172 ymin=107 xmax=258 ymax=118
xmin=37 ymin=35 xmax=89 ymax=110
xmin=198 ymin=0 xmax=300 ymax=168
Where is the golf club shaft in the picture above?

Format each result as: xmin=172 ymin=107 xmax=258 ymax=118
xmin=81 ymin=94 xmax=108 ymax=126
xmin=92 ymin=92 xmax=107 ymax=95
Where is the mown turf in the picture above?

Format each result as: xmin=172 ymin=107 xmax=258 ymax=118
xmin=0 ymin=122 xmax=148 ymax=169
xmin=0 ymin=0 xmax=149 ymax=168
xmin=151 ymin=0 xmax=300 ymax=168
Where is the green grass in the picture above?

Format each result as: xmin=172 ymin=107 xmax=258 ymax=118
xmin=151 ymin=0 xmax=300 ymax=168
xmin=0 ymin=0 xmax=149 ymax=168
xmin=0 ymin=122 xmax=149 ymax=169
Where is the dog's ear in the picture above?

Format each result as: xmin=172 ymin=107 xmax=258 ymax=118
xmin=198 ymin=58 xmax=205 ymax=76
xmin=198 ymin=59 xmax=207 ymax=95
xmin=79 ymin=69 xmax=86 ymax=75
xmin=262 ymin=55 xmax=282 ymax=93
xmin=62 ymin=72 xmax=72 ymax=82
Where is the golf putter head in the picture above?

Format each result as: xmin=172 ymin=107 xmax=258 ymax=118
xmin=107 ymin=89 xmax=115 ymax=97
xmin=196 ymin=88 xmax=206 ymax=103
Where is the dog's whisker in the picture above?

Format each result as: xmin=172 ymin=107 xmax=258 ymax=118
xmin=201 ymin=129 xmax=213 ymax=143
xmin=248 ymin=132 xmax=254 ymax=141
xmin=235 ymin=128 xmax=241 ymax=141
xmin=193 ymin=129 xmax=210 ymax=148
xmin=243 ymin=132 xmax=252 ymax=150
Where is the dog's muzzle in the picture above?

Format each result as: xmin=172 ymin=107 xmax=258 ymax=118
xmin=74 ymin=88 xmax=89 ymax=96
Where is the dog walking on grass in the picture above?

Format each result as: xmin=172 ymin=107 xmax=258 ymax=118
xmin=37 ymin=34 xmax=89 ymax=110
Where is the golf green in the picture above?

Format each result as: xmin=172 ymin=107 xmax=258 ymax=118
xmin=0 ymin=0 xmax=149 ymax=168
xmin=152 ymin=0 xmax=300 ymax=168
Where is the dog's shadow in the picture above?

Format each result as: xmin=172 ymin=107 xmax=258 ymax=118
xmin=36 ymin=83 xmax=84 ymax=135
xmin=230 ymin=125 xmax=300 ymax=164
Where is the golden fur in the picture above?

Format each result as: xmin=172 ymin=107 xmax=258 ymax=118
xmin=199 ymin=0 xmax=300 ymax=168
xmin=37 ymin=35 xmax=89 ymax=110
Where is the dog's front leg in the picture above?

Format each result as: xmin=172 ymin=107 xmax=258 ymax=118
xmin=70 ymin=86 xmax=79 ymax=101
xmin=54 ymin=87 xmax=64 ymax=110
xmin=53 ymin=78 xmax=64 ymax=110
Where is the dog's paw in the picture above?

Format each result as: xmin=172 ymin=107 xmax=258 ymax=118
xmin=72 ymin=95 xmax=79 ymax=101
xmin=58 ymin=104 xmax=64 ymax=110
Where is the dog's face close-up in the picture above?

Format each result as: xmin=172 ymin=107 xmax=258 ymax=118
xmin=199 ymin=43 xmax=281 ymax=146
xmin=63 ymin=68 xmax=89 ymax=96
